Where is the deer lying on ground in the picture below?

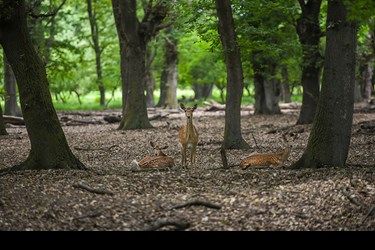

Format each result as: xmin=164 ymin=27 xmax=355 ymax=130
xmin=178 ymin=103 xmax=199 ymax=170
xmin=240 ymin=136 xmax=291 ymax=169
xmin=131 ymin=142 xmax=175 ymax=170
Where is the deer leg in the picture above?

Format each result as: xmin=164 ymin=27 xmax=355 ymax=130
xmin=181 ymin=145 xmax=187 ymax=169
xmin=191 ymin=145 xmax=197 ymax=170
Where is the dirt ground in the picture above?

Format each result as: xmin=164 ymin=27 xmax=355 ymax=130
xmin=0 ymin=104 xmax=375 ymax=231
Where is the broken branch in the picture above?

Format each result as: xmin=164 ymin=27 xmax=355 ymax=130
xmin=142 ymin=218 xmax=190 ymax=231
xmin=341 ymin=188 xmax=362 ymax=207
xmin=73 ymin=183 xmax=115 ymax=196
xmin=171 ymin=199 xmax=221 ymax=210
xmin=361 ymin=204 xmax=375 ymax=224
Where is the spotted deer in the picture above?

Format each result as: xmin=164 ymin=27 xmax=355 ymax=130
xmin=240 ymin=136 xmax=291 ymax=169
xmin=178 ymin=103 xmax=199 ymax=169
xmin=131 ymin=141 xmax=175 ymax=170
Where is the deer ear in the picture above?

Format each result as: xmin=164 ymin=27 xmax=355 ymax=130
xmin=180 ymin=103 xmax=186 ymax=110
xmin=150 ymin=141 xmax=155 ymax=148
xmin=161 ymin=145 xmax=168 ymax=150
xmin=193 ymin=104 xmax=198 ymax=111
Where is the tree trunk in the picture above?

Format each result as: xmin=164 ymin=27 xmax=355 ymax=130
xmin=0 ymin=103 xmax=7 ymax=135
xmin=291 ymin=0 xmax=357 ymax=168
xmin=215 ymin=0 xmax=249 ymax=149
xmin=164 ymin=34 xmax=178 ymax=109
xmin=296 ymin=0 xmax=323 ymax=124
xmin=253 ymin=59 xmax=281 ymax=115
xmin=359 ymin=61 xmax=373 ymax=101
xmin=157 ymin=27 xmax=178 ymax=109
xmin=145 ymin=47 xmax=156 ymax=107
xmin=3 ymin=53 xmax=22 ymax=116
xmin=87 ymin=0 xmax=105 ymax=106
xmin=281 ymin=65 xmax=291 ymax=103
xmin=116 ymin=0 xmax=152 ymax=129
xmin=112 ymin=0 xmax=168 ymax=128
xmin=157 ymin=68 xmax=168 ymax=107
xmin=193 ymin=83 xmax=213 ymax=100
xmin=112 ymin=0 xmax=127 ymax=117
xmin=44 ymin=0 xmax=55 ymax=66
xmin=0 ymin=0 xmax=86 ymax=170
xmin=353 ymin=80 xmax=362 ymax=103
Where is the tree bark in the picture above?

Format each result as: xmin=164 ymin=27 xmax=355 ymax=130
xmin=215 ymin=0 xmax=249 ymax=149
xmin=112 ymin=0 xmax=127 ymax=116
xmin=3 ymin=53 xmax=22 ymax=116
xmin=113 ymin=0 xmax=168 ymax=129
xmin=157 ymin=27 xmax=178 ymax=109
xmin=145 ymin=46 xmax=156 ymax=107
xmin=0 ymin=103 xmax=7 ymax=135
xmin=164 ymin=34 xmax=178 ymax=109
xmin=193 ymin=83 xmax=213 ymax=100
xmin=157 ymin=67 xmax=168 ymax=107
xmin=0 ymin=0 xmax=86 ymax=170
xmin=116 ymin=0 xmax=152 ymax=129
xmin=291 ymin=0 xmax=357 ymax=168
xmin=281 ymin=65 xmax=292 ymax=103
xmin=87 ymin=0 xmax=105 ymax=106
xmin=253 ymin=58 xmax=281 ymax=115
xmin=296 ymin=0 xmax=323 ymax=124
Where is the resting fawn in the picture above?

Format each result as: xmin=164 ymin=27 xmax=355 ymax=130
xmin=178 ymin=103 xmax=199 ymax=170
xmin=131 ymin=141 xmax=175 ymax=169
xmin=240 ymin=138 xmax=291 ymax=169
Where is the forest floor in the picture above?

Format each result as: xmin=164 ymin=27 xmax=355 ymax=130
xmin=1 ymin=102 xmax=375 ymax=231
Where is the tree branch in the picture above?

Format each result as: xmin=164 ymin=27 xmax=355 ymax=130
xmin=171 ymin=199 xmax=222 ymax=210
xmin=298 ymin=0 xmax=307 ymax=14
xmin=361 ymin=204 xmax=375 ymax=224
xmin=29 ymin=0 xmax=67 ymax=19
xmin=73 ymin=183 xmax=115 ymax=196
xmin=142 ymin=218 xmax=190 ymax=231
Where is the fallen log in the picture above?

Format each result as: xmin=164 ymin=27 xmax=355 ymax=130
xmin=3 ymin=115 xmax=25 ymax=125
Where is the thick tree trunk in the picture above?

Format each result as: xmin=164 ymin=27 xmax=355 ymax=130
xmin=0 ymin=103 xmax=7 ymax=135
xmin=117 ymin=0 xmax=152 ymax=129
xmin=215 ymin=0 xmax=249 ymax=149
xmin=87 ymin=0 xmax=105 ymax=106
xmin=292 ymin=0 xmax=357 ymax=168
xmin=0 ymin=0 xmax=86 ymax=170
xmin=3 ymin=53 xmax=22 ymax=116
xmin=296 ymin=0 xmax=323 ymax=124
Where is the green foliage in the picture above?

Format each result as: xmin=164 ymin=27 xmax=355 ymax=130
xmin=345 ymin=0 xmax=375 ymax=24
xmin=1 ymin=0 xmax=337 ymax=111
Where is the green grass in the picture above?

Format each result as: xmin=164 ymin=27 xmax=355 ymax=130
xmin=51 ymin=86 xmax=303 ymax=111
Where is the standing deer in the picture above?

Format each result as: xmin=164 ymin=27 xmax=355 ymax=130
xmin=131 ymin=141 xmax=175 ymax=170
xmin=179 ymin=103 xmax=199 ymax=170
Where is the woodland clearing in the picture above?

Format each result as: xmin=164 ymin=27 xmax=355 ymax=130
xmin=0 ymin=104 xmax=375 ymax=231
